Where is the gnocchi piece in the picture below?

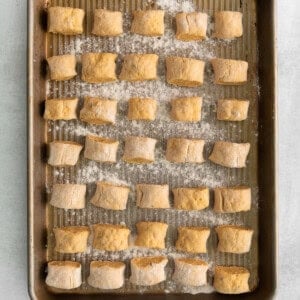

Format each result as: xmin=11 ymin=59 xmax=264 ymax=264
xmin=81 ymin=53 xmax=117 ymax=83
xmin=171 ymin=97 xmax=202 ymax=122
xmin=166 ymin=56 xmax=205 ymax=87
xmin=48 ymin=7 xmax=85 ymax=35
xmin=173 ymin=187 xmax=209 ymax=210
xmin=175 ymin=226 xmax=210 ymax=253
xmin=119 ymin=54 xmax=158 ymax=81
xmin=217 ymin=99 xmax=249 ymax=121
xmin=46 ymin=261 xmax=82 ymax=290
xmin=173 ymin=258 xmax=209 ymax=287
xmin=175 ymin=12 xmax=208 ymax=41
xmin=92 ymin=9 xmax=123 ymax=36
xmin=215 ymin=225 xmax=254 ymax=254
xmin=84 ymin=135 xmax=119 ymax=163
xmin=92 ymin=224 xmax=130 ymax=251
xmin=136 ymin=184 xmax=170 ymax=209
xmin=87 ymin=261 xmax=125 ymax=290
xmin=123 ymin=136 xmax=156 ymax=163
xmin=211 ymin=58 xmax=248 ymax=85
xmin=44 ymin=98 xmax=78 ymax=120
xmin=131 ymin=10 xmax=165 ymax=36
xmin=135 ymin=221 xmax=168 ymax=249
xmin=166 ymin=138 xmax=205 ymax=163
xmin=91 ymin=181 xmax=130 ymax=210
xmin=214 ymin=186 xmax=251 ymax=213
xmin=80 ymin=96 xmax=117 ymax=125
xmin=214 ymin=266 xmax=250 ymax=294
xmin=48 ymin=141 xmax=83 ymax=166
xmin=130 ymin=256 xmax=168 ymax=286
xmin=209 ymin=141 xmax=250 ymax=168
xmin=50 ymin=183 xmax=86 ymax=209
xmin=128 ymin=98 xmax=157 ymax=121
xmin=214 ymin=11 xmax=243 ymax=39
xmin=47 ymin=55 xmax=77 ymax=81
xmin=53 ymin=226 xmax=90 ymax=253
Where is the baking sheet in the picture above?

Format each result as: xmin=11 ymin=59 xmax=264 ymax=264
xmin=28 ymin=0 xmax=277 ymax=299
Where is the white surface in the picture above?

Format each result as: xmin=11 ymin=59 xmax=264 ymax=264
xmin=0 ymin=0 xmax=299 ymax=299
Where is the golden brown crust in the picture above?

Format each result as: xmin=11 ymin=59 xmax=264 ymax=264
xmin=135 ymin=221 xmax=168 ymax=249
xmin=128 ymin=98 xmax=157 ymax=121
xmin=166 ymin=56 xmax=205 ymax=87
xmin=217 ymin=99 xmax=249 ymax=121
xmin=81 ymin=53 xmax=117 ymax=83
xmin=92 ymin=224 xmax=130 ymax=251
xmin=176 ymin=12 xmax=208 ymax=41
xmin=214 ymin=266 xmax=250 ymax=294
xmin=119 ymin=54 xmax=158 ymax=81
xmin=131 ymin=10 xmax=164 ymax=36
xmin=175 ymin=226 xmax=210 ymax=253
xmin=131 ymin=256 xmax=167 ymax=268
xmin=173 ymin=187 xmax=209 ymax=210
xmin=44 ymin=98 xmax=78 ymax=120
xmin=92 ymin=9 xmax=123 ymax=36
xmin=48 ymin=7 xmax=85 ymax=35
xmin=90 ymin=260 xmax=125 ymax=268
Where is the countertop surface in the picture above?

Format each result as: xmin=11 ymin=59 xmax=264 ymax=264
xmin=0 ymin=0 xmax=299 ymax=299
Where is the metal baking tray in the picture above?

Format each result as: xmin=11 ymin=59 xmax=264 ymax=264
xmin=28 ymin=0 xmax=277 ymax=299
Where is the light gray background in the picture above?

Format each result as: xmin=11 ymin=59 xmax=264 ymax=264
xmin=0 ymin=0 xmax=299 ymax=299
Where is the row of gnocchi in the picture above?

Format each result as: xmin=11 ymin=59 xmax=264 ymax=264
xmin=47 ymin=53 xmax=248 ymax=86
xmin=48 ymin=6 xmax=243 ymax=40
xmin=47 ymin=137 xmax=250 ymax=167
xmin=53 ymin=223 xmax=253 ymax=254
xmin=50 ymin=183 xmax=251 ymax=212
xmin=44 ymin=96 xmax=250 ymax=123
xmin=46 ymin=259 xmax=250 ymax=294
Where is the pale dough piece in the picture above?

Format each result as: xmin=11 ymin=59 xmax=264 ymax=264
xmin=176 ymin=12 xmax=208 ymax=41
xmin=50 ymin=183 xmax=86 ymax=209
xmin=211 ymin=58 xmax=248 ymax=85
xmin=173 ymin=187 xmax=209 ymax=210
xmin=44 ymin=98 xmax=78 ymax=120
xmin=48 ymin=141 xmax=83 ymax=166
xmin=216 ymin=225 xmax=254 ymax=254
xmin=81 ymin=53 xmax=117 ymax=83
xmin=87 ymin=261 xmax=125 ymax=289
xmin=175 ymin=226 xmax=210 ymax=253
xmin=136 ymin=184 xmax=170 ymax=209
xmin=48 ymin=7 xmax=85 ymax=35
xmin=214 ymin=266 xmax=250 ymax=294
xmin=123 ymin=136 xmax=156 ymax=163
xmin=128 ymin=98 xmax=157 ymax=121
xmin=217 ymin=99 xmax=249 ymax=121
xmin=80 ymin=96 xmax=117 ymax=125
xmin=92 ymin=9 xmax=123 ymax=36
xmin=173 ymin=258 xmax=208 ymax=287
xmin=166 ymin=138 xmax=205 ymax=163
xmin=130 ymin=256 xmax=168 ymax=286
xmin=92 ymin=224 xmax=130 ymax=251
xmin=171 ymin=97 xmax=202 ymax=122
xmin=209 ymin=141 xmax=250 ymax=168
xmin=214 ymin=186 xmax=251 ymax=213
xmin=84 ymin=135 xmax=119 ymax=163
xmin=131 ymin=10 xmax=164 ymax=36
xmin=214 ymin=11 xmax=243 ymax=39
xmin=119 ymin=54 xmax=158 ymax=81
xmin=46 ymin=261 xmax=82 ymax=289
xmin=166 ymin=56 xmax=205 ymax=87
xmin=135 ymin=222 xmax=168 ymax=249
xmin=91 ymin=181 xmax=130 ymax=210
xmin=47 ymin=55 xmax=77 ymax=81
xmin=54 ymin=226 xmax=90 ymax=253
